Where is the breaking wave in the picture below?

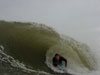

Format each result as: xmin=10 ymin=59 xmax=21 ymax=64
xmin=0 ymin=21 xmax=97 ymax=75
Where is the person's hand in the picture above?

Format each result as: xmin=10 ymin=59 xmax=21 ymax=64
xmin=56 ymin=65 xmax=60 ymax=69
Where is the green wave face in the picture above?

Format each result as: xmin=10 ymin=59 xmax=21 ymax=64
xmin=0 ymin=21 xmax=97 ymax=73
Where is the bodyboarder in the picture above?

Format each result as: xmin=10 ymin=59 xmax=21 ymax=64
xmin=52 ymin=53 xmax=67 ymax=71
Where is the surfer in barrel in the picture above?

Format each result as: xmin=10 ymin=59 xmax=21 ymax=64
xmin=52 ymin=53 xmax=67 ymax=71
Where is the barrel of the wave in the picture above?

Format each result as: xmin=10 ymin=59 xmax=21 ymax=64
xmin=46 ymin=36 xmax=97 ymax=74
xmin=0 ymin=21 xmax=61 ymax=73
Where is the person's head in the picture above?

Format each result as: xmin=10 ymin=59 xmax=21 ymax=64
xmin=55 ymin=53 xmax=60 ymax=60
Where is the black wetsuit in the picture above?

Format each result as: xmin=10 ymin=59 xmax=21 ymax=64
xmin=53 ymin=56 xmax=67 ymax=67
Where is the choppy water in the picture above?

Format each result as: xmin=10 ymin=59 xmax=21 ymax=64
xmin=0 ymin=21 xmax=99 ymax=75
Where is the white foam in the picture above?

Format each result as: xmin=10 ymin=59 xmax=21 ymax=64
xmin=0 ymin=45 xmax=50 ymax=75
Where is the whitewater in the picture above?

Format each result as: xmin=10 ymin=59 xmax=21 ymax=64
xmin=0 ymin=21 xmax=100 ymax=75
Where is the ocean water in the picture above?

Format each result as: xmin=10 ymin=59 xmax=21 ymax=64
xmin=0 ymin=21 xmax=100 ymax=75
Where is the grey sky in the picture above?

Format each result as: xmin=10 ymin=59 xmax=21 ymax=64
xmin=0 ymin=0 xmax=100 ymax=51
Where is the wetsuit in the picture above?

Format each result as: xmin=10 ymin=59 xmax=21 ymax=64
xmin=53 ymin=55 xmax=67 ymax=67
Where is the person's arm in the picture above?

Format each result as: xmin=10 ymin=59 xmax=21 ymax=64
xmin=64 ymin=58 xmax=67 ymax=67
xmin=53 ymin=57 xmax=58 ymax=67
xmin=52 ymin=57 xmax=55 ymax=66
xmin=61 ymin=57 xmax=67 ymax=67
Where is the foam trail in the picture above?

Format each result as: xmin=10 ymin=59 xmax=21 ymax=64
xmin=0 ymin=45 xmax=51 ymax=75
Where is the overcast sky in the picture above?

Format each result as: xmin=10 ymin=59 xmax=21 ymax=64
xmin=0 ymin=0 xmax=100 ymax=51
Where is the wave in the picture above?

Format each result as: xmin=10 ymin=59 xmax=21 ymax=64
xmin=0 ymin=20 xmax=97 ymax=74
